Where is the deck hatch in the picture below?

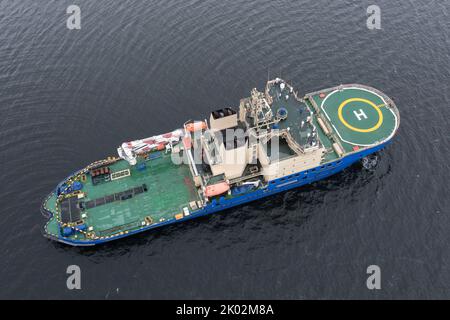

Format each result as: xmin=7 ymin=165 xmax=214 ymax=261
xmin=83 ymin=184 xmax=147 ymax=209
xmin=60 ymin=197 xmax=81 ymax=223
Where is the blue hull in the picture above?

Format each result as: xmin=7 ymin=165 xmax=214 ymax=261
xmin=51 ymin=141 xmax=390 ymax=246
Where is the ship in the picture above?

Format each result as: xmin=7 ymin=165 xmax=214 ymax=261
xmin=42 ymin=78 xmax=399 ymax=246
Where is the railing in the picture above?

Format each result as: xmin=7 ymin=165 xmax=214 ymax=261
xmin=281 ymin=131 xmax=303 ymax=155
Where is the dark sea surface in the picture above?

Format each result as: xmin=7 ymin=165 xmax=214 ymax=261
xmin=0 ymin=0 xmax=449 ymax=299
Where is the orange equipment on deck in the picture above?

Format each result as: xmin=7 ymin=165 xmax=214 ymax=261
xmin=156 ymin=143 xmax=166 ymax=151
xmin=204 ymin=182 xmax=230 ymax=197
xmin=185 ymin=121 xmax=207 ymax=132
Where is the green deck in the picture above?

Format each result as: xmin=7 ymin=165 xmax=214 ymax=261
xmin=44 ymin=153 xmax=200 ymax=241
xmin=266 ymin=83 xmax=398 ymax=162
xmin=311 ymin=87 xmax=398 ymax=147
xmin=268 ymin=86 xmax=313 ymax=147
xmin=267 ymin=83 xmax=339 ymax=162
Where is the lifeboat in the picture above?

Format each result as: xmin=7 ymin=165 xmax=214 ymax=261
xmin=204 ymin=182 xmax=230 ymax=197
xmin=185 ymin=121 xmax=207 ymax=132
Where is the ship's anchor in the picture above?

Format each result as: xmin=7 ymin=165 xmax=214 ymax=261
xmin=361 ymin=155 xmax=378 ymax=170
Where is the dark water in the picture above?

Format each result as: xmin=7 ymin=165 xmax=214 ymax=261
xmin=0 ymin=0 xmax=449 ymax=299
